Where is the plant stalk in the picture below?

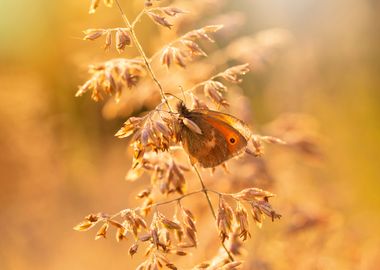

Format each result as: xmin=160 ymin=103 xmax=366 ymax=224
xmin=114 ymin=0 xmax=172 ymax=111
xmin=114 ymin=0 xmax=233 ymax=262
xmin=193 ymin=165 xmax=235 ymax=262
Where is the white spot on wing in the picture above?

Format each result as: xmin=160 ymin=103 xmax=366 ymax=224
xmin=205 ymin=129 xmax=216 ymax=148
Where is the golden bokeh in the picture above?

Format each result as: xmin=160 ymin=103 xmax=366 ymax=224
xmin=1 ymin=0 xmax=379 ymax=269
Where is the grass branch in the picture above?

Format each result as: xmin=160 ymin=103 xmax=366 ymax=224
xmin=114 ymin=0 xmax=173 ymax=112
xmin=193 ymin=165 xmax=235 ymax=262
xmin=110 ymin=188 xmax=222 ymax=220
xmin=114 ymin=0 xmax=233 ymax=262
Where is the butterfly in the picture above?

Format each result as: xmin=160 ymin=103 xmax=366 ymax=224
xmin=176 ymin=102 xmax=252 ymax=168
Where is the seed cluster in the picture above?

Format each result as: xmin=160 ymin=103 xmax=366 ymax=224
xmin=76 ymin=59 xmax=146 ymax=102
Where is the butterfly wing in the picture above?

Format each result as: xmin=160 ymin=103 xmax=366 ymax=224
xmin=197 ymin=110 xmax=252 ymax=141
xmin=181 ymin=110 xmax=251 ymax=168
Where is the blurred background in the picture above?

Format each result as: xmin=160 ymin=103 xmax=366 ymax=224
xmin=1 ymin=0 xmax=379 ymax=269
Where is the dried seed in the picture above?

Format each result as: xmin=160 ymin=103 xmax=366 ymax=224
xmin=139 ymin=233 xmax=152 ymax=242
xmin=255 ymin=201 xmax=282 ymax=221
xmin=166 ymin=263 xmax=178 ymax=270
xmin=171 ymin=161 xmax=186 ymax=193
xmin=128 ymin=243 xmax=139 ymax=257
xmin=116 ymin=227 xmax=127 ymax=242
xmin=134 ymin=214 xmax=148 ymax=229
xmin=116 ymin=28 xmax=131 ymax=53
xmin=250 ymin=205 xmax=263 ymax=228
xmin=104 ymin=68 xmax=116 ymax=95
xmin=173 ymin=48 xmax=187 ymax=68
xmin=76 ymin=79 xmax=93 ymax=97
xmin=115 ymin=117 xmax=142 ymax=138
xmin=204 ymin=81 xmax=228 ymax=107
xmin=159 ymin=214 xmax=182 ymax=230
xmin=184 ymin=215 xmax=196 ymax=232
xmin=141 ymin=127 xmax=151 ymax=146
xmin=73 ymin=220 xmax=96 ymax=231
xmin=162 ymin=7 xmax=188 ymax=16
xmin=202 ymin=24 xmax=224 ymax=33
xmin=217 ymin=198 xmax=234 ymax=241
xmin=89 ymin=0 xmax=100 ymax=14
xmin=221 ymin=64 xmax=250 ymax=83
xmin=181 ymin=40 xmax=207 ymax=56
xmin=185 ymin=226 xmax=197 ymax=247
xmin=182 ymin=207 xmax=195 ymax=220
xmin=205 ymin=80 xmax=227 ymax=92
xmin=194 ymin=262 xmax=211 ymax=269
xmin=173 ymin=250 xmax=187 ymax=256
xmin=147 ymin=12 xmax=172 ymax=29
xmin=151 ymin=228 xmax=159 ymax=248
xmin=83 ymin=28 xmax=106 ymax=40
xmin=155 ymin=121 xmax=172 ymax=137
xmin=174 ymin=229 xmax=184 ymax=242
xmin=233 ymin=188 xmax=275 ymax=201
xmin=161 ymin=47 xmax=174 ymax=68
xmin=95 ymin=222 xmax=109 ymax=240
xmin=108 ymin=219 xmax=124 ymax=229
xmin=104 ymin=30 xmax=112 ymax=51
xmin=183 ymin=25 xmax=223 ymax=42
xmin=235 ymin=203 xmax=250 ymax=240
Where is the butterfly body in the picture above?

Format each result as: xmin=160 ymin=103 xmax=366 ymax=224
xmin=177 ymin=103 xmax=251 ymax=168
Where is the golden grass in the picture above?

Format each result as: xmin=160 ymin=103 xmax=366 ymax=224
xmin=73 ymin=0 xmax=290 ymax=269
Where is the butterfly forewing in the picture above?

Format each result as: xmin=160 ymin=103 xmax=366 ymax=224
xmin=195 ymin=109 xmax=252 ymax=140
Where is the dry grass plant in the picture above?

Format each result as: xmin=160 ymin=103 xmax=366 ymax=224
xmin=73 ymin=0 xmax=290 ymax=269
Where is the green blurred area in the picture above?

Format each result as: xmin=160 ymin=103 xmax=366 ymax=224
xmin=0 ymin=0 xmax=379 ymax=269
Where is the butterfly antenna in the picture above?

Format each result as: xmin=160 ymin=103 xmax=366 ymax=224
xmin=164 ymin=92 xmax=183 ymax=102
xmin=155 ymin=101 xmax=180 ymax=117
xmin=178 ymin=86 xmax=187 ymax=104
xmin=164 ymin=92 xmax=187 ymax=111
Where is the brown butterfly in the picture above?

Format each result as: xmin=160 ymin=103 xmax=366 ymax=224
xmin=176 ymin=102 xmax=252 ymax=168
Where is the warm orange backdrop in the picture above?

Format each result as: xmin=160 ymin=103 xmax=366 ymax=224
xmin=1 ymin=0 xmax=379 ymax=269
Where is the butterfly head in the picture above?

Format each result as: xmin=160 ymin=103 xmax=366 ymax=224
xmin=176 ymin=101 xmax=191 ymax=117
